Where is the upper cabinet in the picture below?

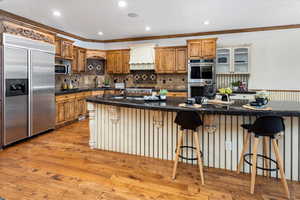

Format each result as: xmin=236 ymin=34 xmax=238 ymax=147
xmin=72 ymin=46 xmax=86 ymax=73
xmin=55 ymin=37 xmax=74 ymax=60
xmin=77 ymin=48 xmax=87 ymax=72
xmin=175 ymin=47 xmax=187 ymax=73
xmin=155 ymin=46 xmax=187 ymax=74
xmin=216 ymin=46 xmax=250 ymax=74
xmin=122 ymin=50 xmax=130 ymax=74
xmin=155 ymin=47 xmax=176 ymax=73
xmin=106 ymin=50 xmax=130 ymax=74
xmin=187 ymin=38 xmax=217 ymax=59
xmin=72 ymin=46 xmax=79 ymax=73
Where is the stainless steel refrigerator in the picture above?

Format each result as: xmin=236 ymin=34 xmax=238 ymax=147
xmin=2 ymin=33 xmax=55 ymax=146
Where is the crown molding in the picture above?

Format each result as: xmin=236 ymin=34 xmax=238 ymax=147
xmin=1 ymin=9 xmax=300 ymax=43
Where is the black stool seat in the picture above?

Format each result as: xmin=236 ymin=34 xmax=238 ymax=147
xmin=241 ymin=124 xmax=252 ymax=131
xmin=174 ymin=111 xmax=203 ymax=131
xmin=241 ymin=116 xmax=285 ymax=138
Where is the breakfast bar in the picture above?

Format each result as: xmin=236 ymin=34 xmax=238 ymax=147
xmin=87 ymin=96 xmax=300 ymax=181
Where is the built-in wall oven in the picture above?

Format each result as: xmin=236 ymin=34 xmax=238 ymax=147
xmin=188 ymin=59 xmax=216 ymax=98
xmin=188 ymin=59 xmax=214 ymax=84
xmin=188 ymin=83 xmax=217 ymax=99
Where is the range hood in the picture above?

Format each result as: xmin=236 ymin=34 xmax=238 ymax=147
xmin=129 ymin=44 xmax=155 ymax=70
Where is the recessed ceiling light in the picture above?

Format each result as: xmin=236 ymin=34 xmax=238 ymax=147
xmin=118 ymin=1 xmax=127 ymax=8
xmin=53 ymin=10 xmax=61 ymax=17
xmin=128 ymin=13 xmax=138 ymax=18
xmin=204 ymin=20 xmax=210 ymax=25
xmin=98 ymin=32 xmax=104 ymax=36
xmin=145 ymin=26 xmax=151 ymax=31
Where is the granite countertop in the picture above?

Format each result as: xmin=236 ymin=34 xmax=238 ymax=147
xmin=55 ymin=87 xmax=188 ymax=95
xmin=86 ymin=96 xmax=300 ymax=116
xmin=55 ymin=87 xmax=115 ymax=95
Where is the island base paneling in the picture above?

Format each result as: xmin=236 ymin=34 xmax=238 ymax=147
xmin=88 ymin=103 xmax=300 ymax=181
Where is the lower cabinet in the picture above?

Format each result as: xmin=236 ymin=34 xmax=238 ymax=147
xmin=55 ymin=92 xmax=90 ymax=127
xmin=55 ymin=90 xmax=106 ymax=127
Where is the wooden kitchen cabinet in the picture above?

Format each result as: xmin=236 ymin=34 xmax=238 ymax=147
xmin=55 ymin=91 xmax=93 ymax=127
xmin=155 ymin=46 xmax=187 ymax=74
xmin=106 ymin=50 xmax=130 ymax=74
xmin=72 ymin=46 xmax=86 ymax=73
xmin=187 ymin=40 xmax=202 ymax=59
xmin=55 ymin=38 xmax=62 ymax=57
xmin=175 ymin=47 xmax=187 ymax=73
xmin=55 ymin=36 xmax=74 ymax=60
xmin=72 ymin=46 xmax=78 ymax=73
xmin=86 ymin=50 xmax=106 ymax=59
xmin=62 ymin=41 xmax=74 ymax=59
xmin=55 ymin=94 xmax=77 ymax=126
xmin=122 ymin=50 xmax=130 ymax=74
xmin=202 ymin=39 xmax=217 ymax=58
xmin=187 ymin=38 xmax=217 ymax=59
xmin=77 ymin=47 xmax=86 ymax=72
xmin=155 ymin=47 xmax=176 ymax=73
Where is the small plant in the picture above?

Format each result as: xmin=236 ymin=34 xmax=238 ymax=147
xmin=159 ymin=89 xmax=168 ymax=96
xmin=103 ymin=79 xmax=110 ymax=86
xmin=231 ymin=81 xmax=240 ymax=87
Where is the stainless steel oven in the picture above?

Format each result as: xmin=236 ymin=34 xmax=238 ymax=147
xmin=188 ymin=59 xmax=214 ymax=84
xmin=188 ymin=83 xmax=216 ymax=98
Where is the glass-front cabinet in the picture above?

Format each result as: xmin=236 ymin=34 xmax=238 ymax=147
xmin=216 ymin=48 xmax=230 ymax=74
xmin=216 ymin=46 xmax=250 ymax=74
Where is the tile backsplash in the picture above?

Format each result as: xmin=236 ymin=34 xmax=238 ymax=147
xmin=109 ymin=74 xmax=187 ymax=90
xmin=55 ymin=74 xmax=106 ymax=91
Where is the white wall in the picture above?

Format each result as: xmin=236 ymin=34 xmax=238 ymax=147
xmin=103 ymin=29 xmax=300 ymax=90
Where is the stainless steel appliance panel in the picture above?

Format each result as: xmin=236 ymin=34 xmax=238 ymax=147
xmin=4 ymin=46 xmax=28 ymax=145
xmin=5 ymin=95 xmax=28 ymax=144
xmin=31 ymin=50 xmax=55 ymax=135
xmin=4 ymin=46 xmax=28 ymax=79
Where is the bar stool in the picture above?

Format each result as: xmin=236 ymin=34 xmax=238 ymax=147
xmin=237 ymin=116 xmax=290 ymax=198
xmin=172 ymin=111 xmax=204 ymax=185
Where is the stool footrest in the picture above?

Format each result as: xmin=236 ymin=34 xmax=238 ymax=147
xmin=244 ymin=153 xmax=279 ymax=172
xmin=175 ymin=146 xmax=203 ymax=161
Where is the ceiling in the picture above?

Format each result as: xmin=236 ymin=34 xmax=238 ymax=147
xmin=1 ymin=0 xmax=300 ymax=41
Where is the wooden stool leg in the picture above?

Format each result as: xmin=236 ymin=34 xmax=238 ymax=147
xmin=194 ymin=131 xmax=205 ymax=185
xmin=237 ymin=132 xmax=251 ymax=173
xmin=272 ymin=138 xmax=290 ymax=199
xmin=263 ymin=137 xmax=270 ymax=177
xmin=250 ymin=137 xmax=260 ymax=194
xmin=172 ymin=130 xmax=184 ymax=179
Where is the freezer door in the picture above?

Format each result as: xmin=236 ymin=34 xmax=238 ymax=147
xmin=4 ymin=46 xmax=29 ymax=145
xmin=30 ymin=50 xmax=55 ymax=136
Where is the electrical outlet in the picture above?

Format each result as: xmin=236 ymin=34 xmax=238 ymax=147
xmin=225 ymin=141 xmax=232 ymax=151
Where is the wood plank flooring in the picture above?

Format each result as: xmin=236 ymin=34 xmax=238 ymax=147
xmin=0 ymin=120 xmax=299 ymax=200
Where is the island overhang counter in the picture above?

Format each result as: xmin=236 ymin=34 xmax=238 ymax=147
xmin=87 ymin=96 xmax=300 ymax=181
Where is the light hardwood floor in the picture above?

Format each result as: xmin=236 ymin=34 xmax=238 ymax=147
xmin=0 ymin=120 xmax=299 ymax=200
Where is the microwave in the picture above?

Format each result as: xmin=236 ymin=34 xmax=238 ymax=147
xmin=55 ymin=64 xmax=70 ymax=74
xmin=188 ymin=59 xmax=214 ymax=83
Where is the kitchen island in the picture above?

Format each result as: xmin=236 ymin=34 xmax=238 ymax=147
xmin=87 ymin=96 xmax=300 ymax=181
